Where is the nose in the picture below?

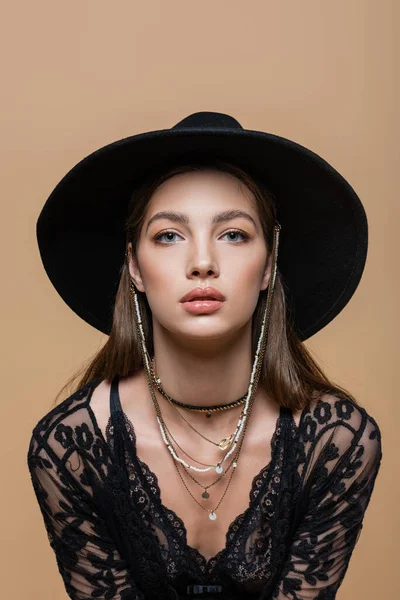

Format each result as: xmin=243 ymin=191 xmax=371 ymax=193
xmin=187 ymin=242 xmax=219 ymax=279
xmin=190 ymin=263 xmax=218 ymax=278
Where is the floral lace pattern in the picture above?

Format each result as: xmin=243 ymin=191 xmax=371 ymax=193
xmin=27 ymin=378 xmax=382 ymax=600
xmin=104 ymin=405 xmax=286 ymax=593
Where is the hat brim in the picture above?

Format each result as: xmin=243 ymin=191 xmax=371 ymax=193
xmin=36 ymin=126 xmax=368 ymax=340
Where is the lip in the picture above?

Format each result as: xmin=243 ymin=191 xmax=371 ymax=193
xmin=180 ymin=286 xmax=226 ymax=303
xmin=181 ymin=300 xmax=224 ymax=315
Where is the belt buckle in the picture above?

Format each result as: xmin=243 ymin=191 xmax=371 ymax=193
xmin=186 ymin=583 xmax=223 ymax=595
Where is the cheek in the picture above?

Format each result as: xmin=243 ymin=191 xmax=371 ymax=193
xmin=228 ymin=256 xmax=266 ymax=306
xmin=229 ymin=252 xmax=266 ymax=284
xmin=144 ymin=267 xmax=170 ymax=293
xmin=137 ymin=248 xmax=170 ymax=289
xmin=139 ymin=237 xmax=183 ymax=273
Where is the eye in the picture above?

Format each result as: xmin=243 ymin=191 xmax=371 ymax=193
xmin=153 ymin=231 xmax=183 ymax=244
xmin=222 ymin=229 xmax=250 ymax=243
xmin=153 ymin=229 xmax=250 ymax=244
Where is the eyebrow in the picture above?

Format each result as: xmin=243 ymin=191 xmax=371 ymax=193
xmin=145 ymin=209 xmax=258 ymax=233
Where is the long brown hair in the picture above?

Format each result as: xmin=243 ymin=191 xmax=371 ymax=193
xmin=52 ymin=157 xmax=358 ymax=410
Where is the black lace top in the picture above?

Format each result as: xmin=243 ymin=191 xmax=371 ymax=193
xmin=27 ymin=376 xmax=382 ymax=600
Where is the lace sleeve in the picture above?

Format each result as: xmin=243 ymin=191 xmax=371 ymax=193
xmin=27 ymin=431 xmax=144 ymax=600
xmin=272 ymin=398 xmax=382 ymax=600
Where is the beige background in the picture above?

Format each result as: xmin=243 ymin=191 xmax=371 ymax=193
xmin=1 ymin=1 xmax=397 ymax=598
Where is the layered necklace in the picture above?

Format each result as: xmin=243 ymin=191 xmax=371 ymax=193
xmin=129 ymin=222 xmax=281 ymax=520
xmin=151 ymin=357 xmax=247 ymax=451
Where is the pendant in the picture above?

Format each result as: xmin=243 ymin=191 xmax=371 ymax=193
xmin=218 ymin=434 xmax=234 ymax=450
xmin=215 ymin=464 xmax=223 ymax=474
xmin=206 ymin=412 xmax=212 ymax=418
xmin=209 ymin=511 xmax=217 ymax=521
xmin=202 ymin=491 xmax=210 ymax=499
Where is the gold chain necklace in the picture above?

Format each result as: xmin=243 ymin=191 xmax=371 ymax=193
xmin=161 ymin=417 xmax=234 ymax=468
xmin=165 ymin=394 xmax=243 ymax=451
xmin=161 ymin=417 xmax=237 ymax=499
xmin=167 ymin=376 xmax=256 ymax=517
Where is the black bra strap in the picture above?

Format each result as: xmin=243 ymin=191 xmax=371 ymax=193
xmin=110 ymin=375 xmax=122 ymax=416
xmin=109 ymin=375 xmax=126 ymax=467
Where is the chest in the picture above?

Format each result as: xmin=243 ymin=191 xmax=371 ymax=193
xmin=132 ymin=417 xmax=278 ymax=562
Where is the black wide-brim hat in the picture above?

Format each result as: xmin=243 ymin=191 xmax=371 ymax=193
xmin=36 ymin=111 xmax=368 ymax=341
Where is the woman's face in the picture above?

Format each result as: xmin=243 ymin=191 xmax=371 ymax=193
xmin=128 ymin=170 xmax=272 ymax=345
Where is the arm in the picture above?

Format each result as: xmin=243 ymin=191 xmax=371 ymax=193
xmin=27 ymin=432 xmax=144 ymax=600
xmin=271 ymin=409 xmax=382 ymax=600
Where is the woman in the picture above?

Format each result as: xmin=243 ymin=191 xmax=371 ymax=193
xmin=27 ymin=111 xmax=382 ymax=600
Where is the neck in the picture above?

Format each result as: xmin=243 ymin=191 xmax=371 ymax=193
xmin=137 ymin=319 xmax=276 ymax=437
xmin=150 ymin=320 xmax=256 ymax=407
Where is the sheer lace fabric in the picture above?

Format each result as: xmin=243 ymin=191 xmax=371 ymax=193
xmin=27 ymin=377 xmax=381 ymax=600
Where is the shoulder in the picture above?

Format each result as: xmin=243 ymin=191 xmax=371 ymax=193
xmin=27 ymin=377 xmax=104 ymax=463
xmin=298 ymin=390 xmax=382 ymax=470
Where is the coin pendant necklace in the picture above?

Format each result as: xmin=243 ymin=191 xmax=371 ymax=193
xmin=161 ymin=417 xmax=237 ymax=499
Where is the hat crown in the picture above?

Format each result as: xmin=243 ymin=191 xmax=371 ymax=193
xmin=172 ymin=111 xmax=243 ymax=131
